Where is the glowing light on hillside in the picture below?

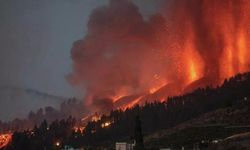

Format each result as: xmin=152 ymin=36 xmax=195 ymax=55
xmin=101 ymin=121 xmax=111 ymax=128
xmin=0 ymin=133 xmax=12 ymax=149
xmin=55 ymin=141 xmax=60 ymax=147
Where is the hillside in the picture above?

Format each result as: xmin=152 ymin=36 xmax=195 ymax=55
xmin=145 ymin=96 xmax=250 ymax=149
xmin=0 ymin=86 xmax=66 ymax=121
xmin=75 ymin=72 xmax=250 ymax=149
xmin=3 ymin=72 xmax=250 ymax=150
xmin=209 ymin=132 xmax=250 ymax=150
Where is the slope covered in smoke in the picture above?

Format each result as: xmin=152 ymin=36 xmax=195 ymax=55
xmin=68 ymin=0 xmax=177 ymax=112
xmin=0 ymin=86 xmax=66 ymax=121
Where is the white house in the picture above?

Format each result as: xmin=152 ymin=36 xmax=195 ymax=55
xmin=116 ymin=142 xmax=134 ymax=150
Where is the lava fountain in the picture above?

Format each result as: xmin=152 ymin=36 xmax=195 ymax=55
xmin=69 ymin=0 xmax=250 ymax=113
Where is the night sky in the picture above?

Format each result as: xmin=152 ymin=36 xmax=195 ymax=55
xmin=0 ymin=0 xmax=162 ymax=120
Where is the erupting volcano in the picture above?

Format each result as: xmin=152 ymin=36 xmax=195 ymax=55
xmin=69 ymin=0 xmax=250 ymax=113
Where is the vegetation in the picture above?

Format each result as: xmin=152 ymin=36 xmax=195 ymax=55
xmin=3 ymin=72 xmax=250 ymax=150
xmin=134 ymin=116 xmax=144 ymax=150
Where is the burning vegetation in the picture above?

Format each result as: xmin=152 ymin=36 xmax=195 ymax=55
xmin=1 ymin=0 xmax=250 ymax=149
xmin=0 ymin=133 xmax=12 ymax=149
xmin=69 ymin=0 xmax=250 ymax=114
xmin=4 ymin=71 xmax=250 ymax=150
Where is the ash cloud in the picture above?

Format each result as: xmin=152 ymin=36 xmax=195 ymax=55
xmin=69 ymin=0 xmax=250 ymax=112
xmin=69 ymin=0 xmax=170 ymax=111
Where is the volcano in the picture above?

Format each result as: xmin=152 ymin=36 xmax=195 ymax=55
xmin=69 ymin=0 xmax=250 ymax=114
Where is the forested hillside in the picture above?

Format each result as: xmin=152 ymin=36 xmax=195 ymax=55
xmin=4 ymin=72 xmax=250 ymax=150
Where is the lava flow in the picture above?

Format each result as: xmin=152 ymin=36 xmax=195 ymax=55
xmin=0 ymin=133 xmax=12 ymax=149
xmin=69 ymin=0 xmax=250 ymax=113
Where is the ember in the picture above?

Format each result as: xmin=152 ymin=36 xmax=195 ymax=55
xmin=69 ymin=0 xmax=250 ymax=114
xmin=101 ymin=122 xmax=111 ymax=128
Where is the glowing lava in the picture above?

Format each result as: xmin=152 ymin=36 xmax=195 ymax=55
xmin=101 ymin=121 xmax=111 ymax=128
xmin=70 ymin=0 xmax=250 ymax=113
xmin=149 ymin=80 xmax=167 ymax=94
xmin=0 ymin=133 xmax=12 ymax=149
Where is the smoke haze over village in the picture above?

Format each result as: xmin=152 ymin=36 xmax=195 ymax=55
xmin=0 ymin=0 xmax=163 ymax=120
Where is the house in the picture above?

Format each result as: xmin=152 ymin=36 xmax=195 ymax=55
xmin=116 ymin=142 xmax=134 ymax=150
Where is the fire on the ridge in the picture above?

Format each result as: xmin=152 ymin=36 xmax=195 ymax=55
xmin=0 ymin=133 xmax=12 ymax=149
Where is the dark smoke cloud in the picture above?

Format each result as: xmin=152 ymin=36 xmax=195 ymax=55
xmin=69 ymin=0 xmax=250 ymax=112
xmin=69 ymin=0 xmax=170 ymax=111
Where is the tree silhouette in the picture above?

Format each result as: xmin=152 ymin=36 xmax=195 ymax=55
xmin=134 ymin=115 xmax=144 ymax=150
xmin=4 ymin=72 xmax=250 ymax=150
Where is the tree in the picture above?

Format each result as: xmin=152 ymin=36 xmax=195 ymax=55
xmin=134 ymin=115 xmax=144 ymax=150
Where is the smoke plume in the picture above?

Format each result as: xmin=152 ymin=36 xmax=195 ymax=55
xmin=69 ymin=0 xmax=250 ymax=112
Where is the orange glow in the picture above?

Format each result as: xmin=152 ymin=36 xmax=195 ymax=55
xmin=91 ymin=113 xmax=101 ymax=122
xmin=182 ymin=27 xmax=204 ymax=85
xmin=149 ymin=80 xmax=167 ymax=94
xmin=0 ymin=133 xmax=12 ymax=149
xmin=73 ymin=126 xmax=85 ymax=133
xmin=101 ymin=121 xmax=111 ymax=128
xmin=237 ymin=31 xmax=247 ymax=72
xmin=123 ymin=96 xmax=143 ymax=109
xmin=81 ymin=113 xmax=101 ymax=122
xmin=221 ymin=28 xmax=249 ymax=79
xmin=107 ymin=0 xmax=250 ymax=111
xmin=73 ymin=0 xmax=250 ymax=114
xmin=222 ymin=44 xmax=234 ymax=78
xmin=111 ymin=87 xmax=133 ymax=102
xmin=189 ymin=60 xmax=198 ymax=82
xmin=112 ymin=95 xmax=125 ymax=102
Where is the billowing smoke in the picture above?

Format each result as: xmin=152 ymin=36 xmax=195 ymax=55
xmin=69 ymin=0 xmax=250 ymax=113
xmin=69 ymin=0 xmax=171 ymax=112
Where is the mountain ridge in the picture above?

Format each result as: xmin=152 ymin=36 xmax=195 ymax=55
xmin=0 ymin=86 xmax=67 ymax=121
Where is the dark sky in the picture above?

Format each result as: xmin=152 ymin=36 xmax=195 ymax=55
xmin=0 ymin=0 xmax=110 ymax=98
xmin=0 ymin=0 xmax=162 ymax=97
xmin=0 ymin=0 xmax=162 ymax=120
